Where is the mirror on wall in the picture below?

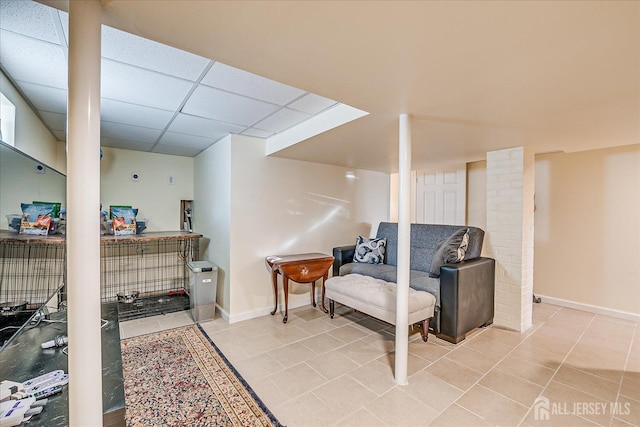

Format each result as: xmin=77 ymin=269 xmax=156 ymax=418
xmin=0 ymin=140 xmax=66 ymax=230
xmin=0 ymin=141 xmax=66 ymax=347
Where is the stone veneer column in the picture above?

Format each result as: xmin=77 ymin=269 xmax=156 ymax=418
xmin=485 ymin=147 xmax=534 ymax=331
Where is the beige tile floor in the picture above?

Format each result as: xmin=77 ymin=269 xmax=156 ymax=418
xmin=120 ymin=303 xmax=640 ymax=427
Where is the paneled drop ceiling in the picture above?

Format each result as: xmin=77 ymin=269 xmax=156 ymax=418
xmin=2 ymin=1 xmax=638 ymax=172
xmin=0 ymin=0 xmax=347 ymax=157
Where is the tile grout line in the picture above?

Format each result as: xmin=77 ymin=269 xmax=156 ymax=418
xmin=518 ymin=309 xmax=589 ymax=425
xmin=241 ymin=309 xmax=386 ymax=421
xmin=256 ymin=309 xmax=451 ymax=425
xmin=518 ymin=308 xmax=618 ymax=427
xmin=253 ymin=306 xmax=631 ymax=426
xmin=609 ymin=321 xmax=639 ymax=427
xmin=431 ymin=321 xmax=547 ymax=426
xmin=123 ymin=305 xmax=637 ymax=427
xmin=421 ymin=307 xmax=574 ymax=425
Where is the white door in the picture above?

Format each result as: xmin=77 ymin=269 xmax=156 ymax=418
xmin=415 ymin=167 xmax=466 ymax=225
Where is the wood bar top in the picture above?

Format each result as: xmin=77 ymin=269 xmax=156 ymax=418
xmin=100 ymin=231 xmax=202 ymax=244
xmin=0 ymin=230 xmax=202 ymax=245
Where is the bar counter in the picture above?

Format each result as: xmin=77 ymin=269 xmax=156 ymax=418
xmin=1 ymin=231 xmax=202 ymax=313
xmin=0 ymin=230 xmax=202 ymax=244
xmin=0 ymin=303 xmax=124 ymax=426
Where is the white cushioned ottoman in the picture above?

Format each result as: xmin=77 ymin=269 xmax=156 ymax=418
xmin=325 ymin=273 xmax=436 ymax=341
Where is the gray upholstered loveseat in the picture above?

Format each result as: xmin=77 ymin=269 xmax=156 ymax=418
xmin=332 ymin=222 xmax=495 ymax=343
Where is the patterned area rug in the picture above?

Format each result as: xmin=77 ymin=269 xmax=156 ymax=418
xmin=121 ymin=324 xmax=283 ymax=427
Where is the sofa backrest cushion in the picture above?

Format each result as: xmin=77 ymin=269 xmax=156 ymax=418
xmin=376 ymin=222 xmax=485 ymax=271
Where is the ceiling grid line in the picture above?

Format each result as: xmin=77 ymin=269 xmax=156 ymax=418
xmin=149 ymin=60 xmax=217 ymax=152
xmin=0 ymin=0 xmax=358 ymax=157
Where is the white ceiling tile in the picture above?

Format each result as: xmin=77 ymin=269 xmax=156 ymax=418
xmin=16 ymin=81 xmax=67 ymax=114
xmin=38 ymin=111 xmax=66 ymax=131
xmin=101 ymin=99 xmax=174 ymax=130
xmin=101 ymin=26 xmax=210 ymax=81
xmin=288 ymin=93 xmax=337 ymax=115
xmin=100 ymin=137 xmax=155 ymax=152
xmin=101 ymin=121 xmax=163 ymax=143
xmin=1 ymin=4 xmax=337 ymax=158
xmin=182 ymin=85 xmax=280 ymax=126
xmin=0 ymin=1 xmax=60 ymax=43
xmin=253 ymin=108 xmax=311 ymax=133
xmin=157 ymin=131 xmax=215 ymax=150
xmin=167 ymin=114 xmax=245 ymax=139
xmin=57 ymin=10 xmax=69 ymax=45
xmin=241 ymin=128 xmax=275 ymax=138
xmin=201 ymin=62 xmax=305 ymax=105
xmin=101 ymin=59 xmax=193 ymax=111
xmin=152 ymin=145 xmax=202 ymax=157
xmin=0 ymin=30 xmax=67 ymax=89
xmin=52 ymin=130 xmax=66 ymax=141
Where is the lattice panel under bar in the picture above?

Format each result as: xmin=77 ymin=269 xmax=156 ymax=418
xmin=0 ymin=243 xmax=65 ymax=310
xmin=100 ymin=238 xmax=199 ymax=304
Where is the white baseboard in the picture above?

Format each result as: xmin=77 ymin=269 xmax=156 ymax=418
xmin=537 ymin=294 xmax=640 ymax=323
xmin=215 ymin=303 xmax=230 ymax=322
xmin=219 ymin=289 xmax=324 ymax=324
xmin=226 ymin=298 xmax=315 ymax=324
xmin=219 ymin=293 xmax=640 ymax=325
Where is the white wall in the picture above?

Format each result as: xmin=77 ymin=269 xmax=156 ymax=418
xmin=193 ymin=136 xmax=232 ymax=311
xmin=229 ymin=135 xmax=389 ymax=320
xmin=534 ymin=145 xmax=640 ymax=315
xmin=466 ymin=160 xmax=487 ymax=232
xmin=99 ymin=147 xmax=194 ymax=231
xmin=0 ymin=70 xmax=63 ymax=172
xmin=466 ymin=145 xmax=640 ymax=316
xmin=195 ymin=134 xmax=389 ymax=321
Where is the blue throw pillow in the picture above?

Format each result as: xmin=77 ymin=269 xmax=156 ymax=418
xmin=353 ymin=236 xmax=387 ymax=264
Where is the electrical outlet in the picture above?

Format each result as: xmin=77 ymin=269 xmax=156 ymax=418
xmin=168 ymin=176 xmax=175 ymax=185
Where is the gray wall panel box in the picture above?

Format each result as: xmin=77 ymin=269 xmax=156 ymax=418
xmin=187 ymin=261 xmax=218 ymax=323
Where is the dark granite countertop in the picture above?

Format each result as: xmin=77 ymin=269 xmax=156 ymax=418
xmin=0 ymin=303 xmax=124 ymax=426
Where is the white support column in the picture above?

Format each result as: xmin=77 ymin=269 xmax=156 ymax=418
xmin=67 ymin=1 xmax=103 ymax=425
xmin=395 ymin=114 xmax=411 ymax=385
xmin=485 ymin=146 xmax=534 ymax=331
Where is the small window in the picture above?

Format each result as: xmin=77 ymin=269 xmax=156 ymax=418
xmin=0 ymin=92 xmax=16 ymax=146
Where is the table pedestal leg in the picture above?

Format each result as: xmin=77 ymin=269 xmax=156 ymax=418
xmin=283 ymin=276 xmax=289 ymax=323
xmin=270 ymin=270 xmax=278 ymax=316
xmin=311 ymin=281 xmax=317 ymax=307
xmin=321 ymin=272 xmax=329 ymax=313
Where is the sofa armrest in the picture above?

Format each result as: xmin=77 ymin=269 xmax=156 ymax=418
xmin=332 ymin=245 xmax=356 ymax=276
xmin=438 ymin=257 xmax=495 ymax=343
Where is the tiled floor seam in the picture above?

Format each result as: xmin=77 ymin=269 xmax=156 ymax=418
xmin=611 ymin=321 xmax=640 ymax=426
xmin=120 ymin=305 xmax=638 ymax=427
xmin=383 ymin=324 xmax=525 ymax=424
xmin=435 ymin=313 xmax=569 ymax=425
xmin=308 ymin=381 xmax=380 ymax=427
xmin=405 ymin=327 xmax=498 ymax=419
xmin=332 ymin=407 xmax=387 ymax=427
xmin=519 ymin=307 xmax=607 ymax=426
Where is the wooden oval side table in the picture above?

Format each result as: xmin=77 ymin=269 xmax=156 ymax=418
xmin=265 ymin=253 xmax=334 ymax=323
